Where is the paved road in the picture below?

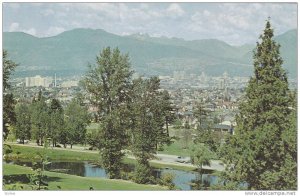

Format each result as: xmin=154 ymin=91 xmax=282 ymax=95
xmin=6 ymin=142 xmax=225 ymax=171
xmin=155 ymin=154 xmax=225 ymax=171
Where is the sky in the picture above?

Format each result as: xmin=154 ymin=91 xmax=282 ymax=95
xmin=2 ymin=2 xmax=298 ymax=45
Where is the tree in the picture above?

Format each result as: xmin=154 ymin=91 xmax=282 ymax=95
xmin=3 ymin=50 xmax=17 ymax=140
xmin=160 ymin=90 xmax=175 ymax=137
xmin=130 ymin=77 xmax=168 ymax=184
xmin=64 ymin=99 xmax=90 ymax=149
xmin=222 ymin=20 xmax=296 ymax=190
xmin=15 ymin=103 xmax=31 ymax=144
xmin=31 ymin=141 xmax=51 ymax=190
xmin=30 ymin=91 xmax=50 ymax=146
xmin=49 ymin=99 xmax=64 ymax=147
xmin=83 ymin=47 xmax=133 ymax=179
xmin=190 ymin=143 xmax=214 ymax=189
xmin=193 ymin=102 xmax=218 ymax=152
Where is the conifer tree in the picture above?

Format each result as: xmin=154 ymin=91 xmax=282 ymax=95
xmin=222 ymin=19 xmax=297 ymax=190
xmin=3 ymin=50 xmax=17 ymax=140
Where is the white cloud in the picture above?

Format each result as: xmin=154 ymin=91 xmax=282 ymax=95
xmin=24 ymin=28 xmax=37 ymax=36
xmin=8 ymin=22 xmax=37 ymax=36
xmin=44 ymin=26 xmax=65 ymax=37
xmin=166 ymin=3 xmax=185 ymax=18
xmin=9 ymin=22 xmax=20 ymax=32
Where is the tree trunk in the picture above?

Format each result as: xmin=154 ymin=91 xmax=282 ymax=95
xmin=70 ymin=144 xmax=73 ymax=149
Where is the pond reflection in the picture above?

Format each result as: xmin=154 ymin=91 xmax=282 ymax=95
xmin=6 ymin=161 xmax=218 ymax=190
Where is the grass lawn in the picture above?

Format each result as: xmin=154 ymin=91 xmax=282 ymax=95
xmin=6 ymin=144 xmax=101 ymax=161
xmin=159 ymin=140 xmax=191 ymax=157
xmin=3 ymin=164 xmax=166 ymax=190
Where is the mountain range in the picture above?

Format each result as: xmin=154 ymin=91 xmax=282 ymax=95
xmin=3 ymin=28 xmax=297 ymax=78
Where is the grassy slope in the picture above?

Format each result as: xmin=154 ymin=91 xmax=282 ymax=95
xmin=3 ymin=164 xmax=166 ymax=190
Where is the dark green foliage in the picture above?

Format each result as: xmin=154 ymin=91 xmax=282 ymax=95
xmin=30 ymin=92 xmax=49 ymax=146
xmin=3 ymin=50 xmax=17 ymax=91
xmin=133 ymin=160 xmax=155 ymax=184
xmin=3 ymin=93 xmax=16 ymax=140
xmin=130 ymin=77 xmax=171 ymax=183
xmin=15 ymin=103 xmax=31 ymax=144
xmin=85 ymin=129 xmax=101 ymax=149
xmin=221 ymin=20 xmax=297 ymax=190
xmin=49 ymin=99 xmax=64 ymax=147
xmin=193 ymin=102 xmax=220 ymax=153
xmin=64 ymin=99 xmax=90 ymax=149
xmin=190 ymin=143 xmax=214 ymax=172
xmin=160 ymin=90 xmax=176 ymax=137
xmin=83 ymin=47 xmax=133 ymax=179
xmin=190 ymin=143 xmax=215 ymax=190
xmin=3 ymin=50 xmax=17 ymax=140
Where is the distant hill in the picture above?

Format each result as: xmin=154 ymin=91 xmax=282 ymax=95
xmin=3 ymin=28 xmax=297 ymax=78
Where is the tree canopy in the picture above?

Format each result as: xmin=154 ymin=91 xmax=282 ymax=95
xmin=221 ymin=20 xmax=297 ymax=190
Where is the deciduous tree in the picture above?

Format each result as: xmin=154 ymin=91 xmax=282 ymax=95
xmin=83 ymin=47 xmax=132 ymax=179
xmin=15 ymin=103 xmax=31 ymax=144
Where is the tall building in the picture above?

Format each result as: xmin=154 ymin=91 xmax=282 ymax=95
xmin=25 ymin=75 xmax=53 ymax=87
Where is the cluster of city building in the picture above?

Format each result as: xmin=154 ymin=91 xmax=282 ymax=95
xmin=9 ymin=71 xmax=297 ymax=135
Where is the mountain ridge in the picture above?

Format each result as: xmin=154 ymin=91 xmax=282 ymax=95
xmin=3 ymin=28 xmax=297 ymax=78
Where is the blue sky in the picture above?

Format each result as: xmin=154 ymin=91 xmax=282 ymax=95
xmin=3 ymin=2 xmax=297 ymax=45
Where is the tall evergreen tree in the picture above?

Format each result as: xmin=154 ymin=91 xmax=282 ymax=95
xmin=83 ymin=47 xmax=133 ymax=179
xmin=222 ymin=20 xmax=297 ymax=190
xmin=3 ymin=50 xmax=17 ymax=140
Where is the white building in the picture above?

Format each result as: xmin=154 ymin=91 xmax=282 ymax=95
xmin=25 ymin=75 xmax=53 ymax=87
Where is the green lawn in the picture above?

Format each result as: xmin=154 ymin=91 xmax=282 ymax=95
xmin=5 ymin=144 xmax=101 ymax=161
xmin=159 ymin=140 xmax=191 ymax=157
xmin=3 ymin=164 xmax=166 ymax=190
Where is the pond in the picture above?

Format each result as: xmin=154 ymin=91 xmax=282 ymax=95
xmin=6 ymin=161 xmax=219 ymax=190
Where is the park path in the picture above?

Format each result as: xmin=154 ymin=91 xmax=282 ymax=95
xmin=5 ymin=142 xmax=225 ymax=171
